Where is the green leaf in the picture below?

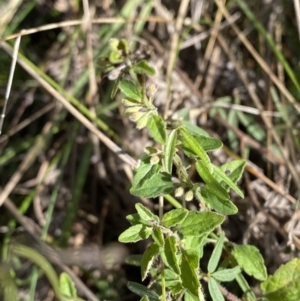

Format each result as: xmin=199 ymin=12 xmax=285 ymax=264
xmin=177 ymin=108 xmax=190 ymax=120
xmin=109 ymin=38 xmax=120 ymax=51
xmin=233 ymin=244 xmax=267 ymax=281
xmin=140 ymin=296 xmax=149 ymax=301
xmin=0 ymin=263 xmax=19 ymax=301
xmin=208 ymin=232 xmax=225 ymax=273
xmin=179 ymin=211 xmax=225 ymax=236
xmin=208 ymin=278 xmax=225 ymax=301
xmin=135 ymin=203 xmax=159 ymax=223
xmin=131 ymin=159 xmax=161 ymax=189
xmin=119 ymin=79 xmax=142 ymax=101
xmin=213 ymin=166 xmax=244 ymax=198
xmin=126 ymin=213 xmax=151 ymax=226
xmin=219 ymin=159 xmax=246 ymax=187
xmin=109 ymin=50 xmax=123 ymax=64
xmin=180 ymin=128 xmax=212 ymax=172
xmin=236 ymin=273 xmax=256 ymax=301
xmin=237 ymin=111 xmax=266 ymax=142
xmin=130 ymin=172 xmax=176 ymax=198
xmin=125 ymin=255 xmax=142 ymax=266
xmin=184 ymin=249 xmax=199 ymax=270
xmin=261 ymin=258 xmax=300 ymax=301
xmin=182 ymin=235 xmax=207 ymax=259
xmin=127 ymin=282 xmax=160 ymax=301
xmin=181 ymin=120 xmax=209 ymax=136
xmin=212 ymin=266 xmax=241 ymax=282
xmin=118 ymin=38 xmax=129 ymax=55
xmin=119 ymin=224 xmax=152 ymax=243
xmin=141 ymin=243 xmax=160 ymax=281
xmin=200 ymin=187 xmax=238 ymax=215
xmin=170 ymin=282 xmax=185 ymax=296
xmin=228 ymin=107 xmax=239 ymax=150
xmin=162 ymin=208 xmax=189 ymax=227
xmin=122 ymin=98 xmax=141 ymax=107
xmin=157 ymin=269 xmax=182 ymax=291
xmin=133 ymin=60 xmax=156 ymax=76
xmin=111 ymin=75 xmax=122 ymax=98
xmin=144 ymin=146 xmax=161 ymax=155
xmin=185 ymin=291 xmax=205 ymax=301
xmin=165 ymin=129 xmax=178 ymax=174
xmin=180 ymin=249 xmax=200 ymax=297
xmin=147 ymin=115 xmax=167 ymax=144
xmin=162 ymin=236 xmax=180 ymax=274
xmin=181 ymin=135 xmax=223 ymax=157
xmin=196 ymin=161 xmax=229 ymax=200
xmin=59 ymin=272 xmax=77 ymax=298
xmin=152 ymin=227 xmax=164 ymax=247
xmin=136 ymin=111 xmax=153 ymax=130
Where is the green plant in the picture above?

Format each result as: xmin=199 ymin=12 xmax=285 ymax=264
xmin=4 ymin=243 xmax=85 ymax=301
xmin=100 ymin=38 xmax=300 ymax=301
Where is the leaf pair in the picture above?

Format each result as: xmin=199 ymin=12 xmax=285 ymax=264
xmin=119 ymin=204 xmax=226 ymax=299
xmin=108 ymin=38 xmax=129 ymax=64
xmin=195 ymin=159 xmax=246 ymax=215
xmin=130 ymin=157 xmax=176 ymax=198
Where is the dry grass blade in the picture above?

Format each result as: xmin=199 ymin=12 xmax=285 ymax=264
xmin=214 ymin=0 xmax=300 ymax=115
xmin=164 ymin=0 xmax=190 ymax=119
xmin=0 ymin=35 xmax=20 ymax=135
xmin=3 ymin=195 xmax=101 ymax=301
xmin=222 ymin=145 xmax=297 ymax=205
xmin=293 ymin=0 xmax=300 ymax=43
xmin=1 ymin=16 xmax=171 ymax=42
xmin=0 ymin=116 xmax=54 ymax=207
xmin=215 ymin=26 xmax=300 ymax=189
xmin=0 ymin=102 xmax=55 ymax=143
xmin=1 ymin=1 xmax=300 ymax=300
xmin=0 ymin=0 xmax=22 ymax=37
xmin=196 ymin=0 xmax=224 ymax=89
xmin=0 ymin=40 xmax=137 ymax=168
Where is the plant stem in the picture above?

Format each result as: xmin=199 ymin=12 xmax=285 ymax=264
xmin=160 ymin=264 xmax=167 ymax=301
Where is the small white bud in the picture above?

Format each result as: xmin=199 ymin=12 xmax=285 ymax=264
xmin=150 ymin=155 xmax=160 ymax=165
xmin=147 ymin=83 xmax=157 ymax=98
xmin=136 ymin=112 xmax=150 ymax=129
xmin=185 ymin=190 xmax=194 ymax=202
xmin=129 ymin=111 xmax=145 ymax=122
xmin=174 ymin=187 xmax=184 ymax=198
xmin=124 ymin=106 xmax=143 ymax=115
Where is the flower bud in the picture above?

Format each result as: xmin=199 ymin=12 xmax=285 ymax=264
xmin=124 ymin=106 xmax=143 ymax=115
xmin=174 ymin=187 xmax=184 ymax=198
xmin=129 ymin=111 xmax=145 ymax=122
xmin=150 ymin=155 xmax=160 ymax=165
xmin=136 ymin=112 xmax=150 ymax=129
xmin=147 ymin=83 xmax=158 ymax=98
xmin=109 ymin=38 xmax=119 ymax=51
xmin=184 ymin=190 xmax=194 ymax=202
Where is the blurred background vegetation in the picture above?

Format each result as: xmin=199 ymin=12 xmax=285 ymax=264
xmin=0 ymin=0 xmax=300 ymax=300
